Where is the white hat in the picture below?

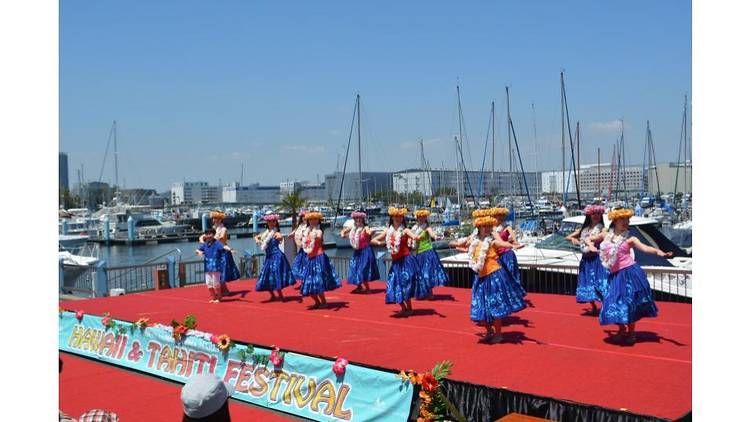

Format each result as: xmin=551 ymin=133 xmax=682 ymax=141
xmin=181 ymin=373 xmax=235 ymax=418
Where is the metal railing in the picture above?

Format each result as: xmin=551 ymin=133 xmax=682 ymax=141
xmin=61 ymin=266 xmax=97 ymax=297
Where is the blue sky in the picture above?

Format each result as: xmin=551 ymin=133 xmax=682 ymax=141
xmin=60 ymin=0 xmax=691 ymax=191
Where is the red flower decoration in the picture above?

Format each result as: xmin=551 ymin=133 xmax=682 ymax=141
xmin=75 ymin=310 xmax=85 ymax=321
xmin=421 ymin=374 xmax=439 ymax=393
xmin=269 ymin=347 xmax=284 ymax=367
xmin=101 ymin=316 xmax=111 ymax=327
xmin=173 ymin=325 xmax=188 ymax=341
xmin=332 ymin=357 xmax=348 ymax=376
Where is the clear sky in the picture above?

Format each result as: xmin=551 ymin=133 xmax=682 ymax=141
xmin=60 ymin=0 xmax=691 ymax=191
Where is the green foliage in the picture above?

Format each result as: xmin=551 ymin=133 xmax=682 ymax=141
xmin=183 ymin=314 xmax=197 ymax=330
xmin=431 ymin=360 xmax=453 ymax=381
xmin=280 ymin=189 xmax=307 ymax=227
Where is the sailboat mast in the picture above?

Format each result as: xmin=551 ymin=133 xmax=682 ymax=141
xmin=506 ymin=86 xmax=512 ymax=196
xmin=491 ymin=101 xmax=495 ymax=195
xmin=456 ymin=83 xmax=463 ymax=210
xmin=113 ymin=120 xmax=119 ymax=189
xmin=560 ymin=72 xmax=565 ymax=202
xmin=532 ymin=102 xmax=540 ymax=199
xmin=357 ymin=94 xmax=362 ymax=209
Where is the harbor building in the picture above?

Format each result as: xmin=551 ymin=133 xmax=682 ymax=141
xmin=324 ymin=172 xmax=393 ymax=202
xmin=392 ymin=169 xmax=542 ymax=199
xmin=222 ymin=182 xmax=282 ymax=204
xmin=280 ymin=180 xmax=328 ymax=203
xmin=647 ymin=161 xmax=692 ymax=195
xmin=171 ymin=182 xmax=221 ymax=205
xmin=59 ymin=152 xmax=69 ymax=191
xmin=541 ymin=164 xmax=644 ymax=196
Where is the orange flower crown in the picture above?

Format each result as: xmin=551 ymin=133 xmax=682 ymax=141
xmin=607 ymin=208 xmax=634 ymax=221
xmin=471 ymin=209 xmax=491 ymax=218
xmin=474 ymin=216 xmax=497 ymax=227
xmin=210 ymin=211 xmax=225 ymax=220
xmin=304 ymin=211 xmax=324 ymax=221
xmin=388 ymin=207 xmax=408 ymax=217
xmin=415 ymin=209 xmax=431 ymax=218
xmin=490 ymin=207 xmax=510 ymax=217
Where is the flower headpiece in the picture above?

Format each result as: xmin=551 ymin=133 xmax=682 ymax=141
xmin=304 ymin=211 xmax=324 ymax=221
xmin=415 ymin=209 xmax=431 ymax=218
xmin=351 ymin=211 xmax=367 ymax=219
xmin=490 ymin=207 xmax=510 ymax=217
xmin=607 ymin=208 xmax=634 ymax=221
xmin=471 ymin=209 xmax=491 ymax=218
xmin=584 ymin=205 xmax=606 ymax=216
xmin=388 ymin=207 xmax=408 ymax=217
xmin=210 ymin=211 xmax=225 ymax=220
xmin=474 ymin=216 xmax=497 ymax=227
xmin=262 ymin=213 xmax=279 ymax=222
xmin=298 ymin=209 xmax=307 ymax=217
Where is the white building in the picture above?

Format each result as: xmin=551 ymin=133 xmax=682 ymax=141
xmin=647 ymin=161 xmax=692 ymax=195
xmin=222 ymin=183 xmax=281 ymax=204
xmin=171 ymin=182 xmax=221 ymax=205
xmin=541 ymin=163 xmax=644 ymax=196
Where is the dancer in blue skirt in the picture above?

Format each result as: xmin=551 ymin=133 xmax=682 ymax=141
xmin=411 ymin=209 xmax=449 ymax=299
xmin=371 ymin=207 xmax=420 ymax=316
xmin=490 ymin=207 xmax=524 ymax=292
xmin=455 ymin=215 xmax=527 ymax=344
xmin=299 ymin=211 xmax=341 ymax=309
xmin=565 ymin=204 xmax=609 ymax=315
xmin=340 ymin=210 xmax=380 ymax=293
xmin=290 ymin=209 xmax=309 ymax=284
xmin=253 ymin=213 xmax=296 ymax=301
xmin=199 ymin=211 xmax=241 ymax=296
xmin=593 ymin=208 xmax=672 ymax=344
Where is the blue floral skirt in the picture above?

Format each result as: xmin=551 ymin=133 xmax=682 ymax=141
xmin=291 ymin=249 xmax=308 ymax=279
xmin=414 ymin=249 xmax=449 ymax=298
xmin=599 ymin=264 xmax=658 ymax=325
xmin=385 ymin=255 xmax=418 ymax=304
xmin=220 ymin=252 xmax=241 ymax=283
xmin=470 ymin=268 xmax=527 ymax=323
xmin=576 ymin=253 xmax=609 ymax=303
xmin=347 ymin=246 xmax=380 ymax=285
xmin=300 ymin=254 xmax=341 ymax=296
xmin=498 ymin=251 xmax=524 ymax=293
xmin=255 ymin=251 xmax=296 ymax=292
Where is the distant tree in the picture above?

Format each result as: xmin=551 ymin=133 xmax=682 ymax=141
xmin=281 ymin=189 xmax=307 ymax=228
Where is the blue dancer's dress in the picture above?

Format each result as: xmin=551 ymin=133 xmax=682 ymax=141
xmin=384 ymin=229 xmax=418 ymax=303
xmin=300 ymin=236 xmax=341 ymax=296
xmin=413 ymin=230 xmax=449 ymax=298
xmin=576 ymin=253 xmax=609 ymax=303
xmin=599 ymin=237 xmax=658 ymax=325
xmin=292 ymin=249 xmax=308 ymax=279
xmin=470 ymin=244 xmax=527 ymax=323
xmin=255 ymin=236 xmax=296 ymax=292
xmin=347 ymin=236 xmax=380 ymax=285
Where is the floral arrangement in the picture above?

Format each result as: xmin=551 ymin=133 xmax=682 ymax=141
xmin=262 ymin=213 xmax=279 ymax=222
xmin=210 ymin=211 xmax=225 ymax=220
xmin=269 ymin=346 xmax=285 ymax=367
xmin=409 ymin=223 xmax=427 ymax=249
xmin=600 ymin=229 xmax=630 ymax=270
xmin=259 ymin=228 xmax=277 ymax=251
xmin=348 ymin=226 xmax=365 ymax=249
xmin=471 ymin=208 xmax=492 ymax=218
xmin=579 ymin=224 xmax=604 ymax=254
xmin=332 ymin=357 xmax=348 ymax=376
xmin=294 ymin=222 xmax=308 ymax=243
xmin=302 ymin=228 xmax=319 ymax=254
xmin=584 ymin=204 xmax=606 ymax=216
xmin=607 ymin=208 xmax=634 ymax=221
xmin=467 ymin=237 xmax=493 ymax=273
xmin=170 ymin=314 xmax=197 ymax=342
xmin=489 ymin=207 xmax=510 ymax=217
xmin=387 ymin=207 xmax=408 ymax=217
xmin=398 ymin=361 xmax=465 ymax=422
xmin=415 ymin=209 xmax=431 ymax=218
xmin=75 ymin=310 xmax=85 ymax=321
xmin=473 ymin=216 xmax=496 ymax=228
xmin=351 ymin=211 xmax=367 ymax=219
xmin=211 ymin=334 xmax=234 ymax=352
xmin=385 ymin=225 xmax=404 ymax=255
xmin=304 ymin=211 xmax=324 ymax=221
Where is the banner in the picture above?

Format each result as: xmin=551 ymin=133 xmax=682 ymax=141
xmin=59 ymin=312 xmax=413 ymax=421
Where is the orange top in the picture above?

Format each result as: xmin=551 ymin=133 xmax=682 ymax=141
xmin=471 ymin=243 xmax=501 ymax=277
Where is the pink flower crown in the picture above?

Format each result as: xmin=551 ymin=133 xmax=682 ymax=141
xmin=351 ymin=211 xmax=367 ymax=219
xmin=263 ymin=214 xmax=280 ymax=222
xmin=584 ymin=205 xmax=606 ymax=216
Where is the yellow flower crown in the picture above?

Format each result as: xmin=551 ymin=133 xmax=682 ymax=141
xmin=471 ymin=209 xmax=491 ymax=218
xmin=474 ymin=216 xmax=497 ymax=227
xmin=388 ymin=207 xmax=408 ymax=217
xmin=210 ymin=211 xmax=225 ymax=220
xmin=304 ymin=211 xmax=324 ymax=221
xmin=490 ymin=207 xmax=510 ymax=217
xmin=415 ymin=209 xmax=431 ymax=218
xmin=607 ymin=208 xmax=634 ymax=221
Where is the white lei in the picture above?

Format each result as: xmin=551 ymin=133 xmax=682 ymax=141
xmin=600 ymin=230 xmax=629 ymax=270
xmin=467 ymin=236 xmax=493 ymax=273
xmin=385 ymin=225 xmax=404 ymax=255
xmin=259 ymin=228 xmax=277 ymax=251
xmin=349 ymin=226 xmax=365 ymax=249
xmin=409 ymin=224 xmax=426 ymax=249
xmin=294 ymin=223 xmax=308 ymax=244
xmin=579 ymin=223 xmax=603 ymax=254
xmin=302 ymin=228 xmax=320 ymax=254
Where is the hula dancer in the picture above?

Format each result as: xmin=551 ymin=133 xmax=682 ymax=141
xmin=196 ymin=228 xmax=235 ymax=303
xmin=340 ymin=211 xmax=380 ymax=293
xmin=459 ymin=215 xmax=527 ymax=343
xmin=199 ymin=211 xmax=241 ymax=295
xmin=594 ymin=208 xmax=672 ymax=344
xmin=290 ymin=210 xmax=309 ymax=286
xmin=565 ymin=204 xmax=609 ymax=315
xmin=371 ymin=207 xmax=420 ymax=315
xmin=490 ymin=207 xmax=524 ymax=290
xmin=253 ymin=214 xmax=296 ymax=301
xmin=411 ymin=209 xmax=449 ymax=299
xmin=299 ymin=211 xmax=341 ymax=308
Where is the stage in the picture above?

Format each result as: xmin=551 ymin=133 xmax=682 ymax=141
xmin=59 ymin=279 xmax=691 ymax=421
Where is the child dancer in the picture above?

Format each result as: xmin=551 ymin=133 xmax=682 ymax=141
xmin=290 ymin=210 xmax=309 ymax=285
xmin=196 ymin=228 xmax=235 ymax=303
xmin=254 ymin=214 xmax=296 ymax=301
xmin=199 ymin=211 xmax=240 ymax=295
xmin=592 ymin=208 xmax=672 ymax=344
xmin=340 ymin=211 xmax=380 ymax=293
xmin=411 ymin=209 xmax=449 ymax=299
xmin=457 ymin=215 xmax=527 ymax=343
xmin=490 ymin=207 xmax=524 ymax=290
xmin=371 ymin=207 xmax=420 ymax=315
xmin=299 ymin=211 xmax=341 ymax=308
xmin=565 ymin=204 xmax=609 ymax=315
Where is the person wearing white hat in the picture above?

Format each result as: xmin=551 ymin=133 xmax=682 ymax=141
xmin=181 ymin=373 xmax=234 ymax=422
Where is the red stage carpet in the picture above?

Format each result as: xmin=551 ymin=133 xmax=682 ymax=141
xmin=60 ymin=279 xmax=691 ymax=420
